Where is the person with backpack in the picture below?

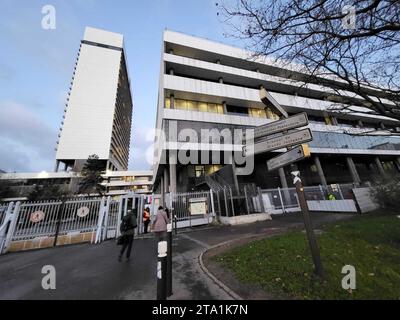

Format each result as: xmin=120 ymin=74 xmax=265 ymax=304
xmin=118 ymin=209 xmax=137 ymax=262
xmin=151 ymin=206 xmax=169 ymax=242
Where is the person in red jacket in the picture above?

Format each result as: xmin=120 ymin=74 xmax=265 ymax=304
xmin=143 ymin=207 xmax=151 ymax=234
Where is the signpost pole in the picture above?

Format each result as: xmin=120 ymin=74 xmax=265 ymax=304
xmin=292 ymin=171 xmax=325 ymax=280
xmin=257 ymin=87 xmax=324 ymax=281
xmin=166 ymin=223 xmax=173 ymax=297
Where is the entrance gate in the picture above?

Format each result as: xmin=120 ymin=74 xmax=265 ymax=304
xmin=117 ymin=193 xmax=146 ymax=237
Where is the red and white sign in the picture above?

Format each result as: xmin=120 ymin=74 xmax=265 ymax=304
xmin=30 ymin=210 xmax=45 ymax=223
xmin=77 ymin=206 xmax=90 ymax=218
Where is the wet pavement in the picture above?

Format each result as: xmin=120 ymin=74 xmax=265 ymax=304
xmin=0 ymin=212 xmax=354 ymax=300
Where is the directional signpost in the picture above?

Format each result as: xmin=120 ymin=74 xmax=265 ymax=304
xmin=243 ymin=88 xmax=325 ymax=280
xmin=243 ymin=128 xmax=313 ymax=157
xmin=245 ymin=112 xmax=309 ymax=141
xmin=267 ymin=144 xmax=311 ymax=171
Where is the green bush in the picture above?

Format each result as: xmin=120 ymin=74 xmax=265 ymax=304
xmin=371 ymin=178 xmax=400 ymax=210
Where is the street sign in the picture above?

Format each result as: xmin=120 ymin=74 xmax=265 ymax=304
xmin=243 ymin=128 xmax=313 ymax=157
xmin=30 ymin=210 xmax=45 ymax=223
xmin=267 ymin=144 xmax=311 ymax=171
xmin=244 ymin=112 xmax=309 ymax=141
xmin=260 ymin=87 xmax=288 ymax=118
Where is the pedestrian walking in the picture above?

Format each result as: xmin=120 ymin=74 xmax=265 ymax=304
xmin=117 ymin=209 xmax=137 ymax=262
xmin=143 ymin=207 xmax=151 ymax=234
xmin=151 ymin=206 xmax=169 ymax=241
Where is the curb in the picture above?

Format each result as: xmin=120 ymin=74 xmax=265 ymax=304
xmin=198 ymin=234 xmax=272 ymax=301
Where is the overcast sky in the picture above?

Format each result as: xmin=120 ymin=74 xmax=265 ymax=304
xmin=0 ymin=0 xmax=243 ymax=173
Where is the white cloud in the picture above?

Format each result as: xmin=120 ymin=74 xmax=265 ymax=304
xmin=0 ymin=100 xmax=56 ymax=172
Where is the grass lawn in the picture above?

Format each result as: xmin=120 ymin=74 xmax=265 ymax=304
xmin=215 ymin=213 xmax=400 ymax=299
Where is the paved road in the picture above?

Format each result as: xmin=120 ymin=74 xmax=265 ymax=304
xmin=0 ymin=212 xmax=354 ymax=300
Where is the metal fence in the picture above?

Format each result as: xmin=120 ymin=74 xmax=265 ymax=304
xmin=13 ymin=198 xmax=103 ymax=241
xmin=0 ymin=203 xmax=7 ymax=226
xmin=168 ymin=190 xmax=215 ymax=228
xmin=261 ymin=183 xmax=358 ymax=214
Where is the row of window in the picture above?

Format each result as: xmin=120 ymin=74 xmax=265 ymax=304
xmin=165 ymin=97 xmax=399 ymax=130
xmin=194 ymin=165 xmax=223 ymax=177
xmin=165 ymin=97 xmax=280 ymax=120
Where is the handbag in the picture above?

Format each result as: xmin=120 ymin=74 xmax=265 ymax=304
xmin=116 ymin=235 xmax=125 ymax=245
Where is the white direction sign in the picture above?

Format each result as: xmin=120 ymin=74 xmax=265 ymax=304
xmin=243 ymin=128 xmax=313 ymax=157
xmin=245 ymin=112 xmax=309 ymax=141
xmin=267 ymin=144 xmax=311 ymax=171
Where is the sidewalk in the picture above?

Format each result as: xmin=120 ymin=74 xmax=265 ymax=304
xmin=0 ymin=212 xmax=354 ymax=300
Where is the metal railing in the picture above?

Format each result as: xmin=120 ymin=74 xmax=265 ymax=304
xmin=261 ymin=183 xmax=358 ymax=214
xmin=13 ymin=198 xmax=103 ymax=241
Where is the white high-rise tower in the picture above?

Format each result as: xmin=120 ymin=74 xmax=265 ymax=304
xmin=55 ymin=27 xmax=133 ymax=172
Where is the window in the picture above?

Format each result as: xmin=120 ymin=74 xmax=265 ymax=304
xmin=195 ymin=166 xmax=205 ymax=177
xmin=249 ymin=108 xmax=267 ymax=118
xmin=226 ymin=105 xmax=248 ymax=116
xmin=187 ymin=100 xmax=198 ymax=111
xmin=175 ymin=99 xmax=187 ymax=110
xmin=265 ymin=108 xmax=279 ymax=120
xmin=198 ymin=102 xmax=208 ymax=112
xmin=164 ymin=98 xmax=223 ymax=114
xmin=205 ymin=165 xmax=222 ymax=175
xmin=165 ymin=97 xmax=171 ymax=109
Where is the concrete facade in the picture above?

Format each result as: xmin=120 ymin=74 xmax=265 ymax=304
xmin=152 ymin=30 xmax=400 ymax=193
xmin=55 ymin=27 xmax=133 ymax=172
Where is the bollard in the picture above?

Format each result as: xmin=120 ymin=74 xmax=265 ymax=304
xmin=174 ymin=214 xmax=178 ymax=235
xmin=167 ymin=223 xmax=173 ymax=297
xmin=157 ymin=240 xmax=168 ymax=300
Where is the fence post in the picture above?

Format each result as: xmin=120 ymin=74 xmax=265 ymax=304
xmin=319 ymin=185 xmax=325 ymax=199
xmin=95 ymin=197 xmax=106 ymax=244
xmin=174 ymin=214 xmax=178 ymax=235
xmin=337 ymin=184 xmax=344 ymax=200
xmin=223 ymin=187 xmax=229 ymax=217
xmin=102 ymin=196 xmax=111 ymax=241
xmin=116 ymin=197 xmax=123 ymax=238
xmin=244 ymin=185 xmax=250 ymax=215
xmin=277 ymin=187 xmax=285 ymax=213
xmin=216 ymin=190 xmax=222 ymax=218
xmin=53 ymin=200 xmax=65 ymax=247
xmin=257 ymin=187 xmax=265 ymax=213
xmin=157 ymin=240 xmax=168 ymax=300
xmin=229 ymin=187 xmax=235 ymax=216
xmin=209 ymin=189 xmax=215 ymax=220
xmin=1 ymin=202 xmax=20 ymax=254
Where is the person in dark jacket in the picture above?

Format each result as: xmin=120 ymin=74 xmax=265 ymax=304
xmin=118 ymin=209 xmax=137 ymax=262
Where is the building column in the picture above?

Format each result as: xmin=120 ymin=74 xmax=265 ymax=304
xmin=346 ymin=156 xmax=361 ymax=185
xmin=231 ymin=156 xmax=240 ymax=194
xmin=160 ymin=175 xmax=165 ymax=207
xmin=169 ymin=68 xmax=174 ymax=76
xmin=170 ymin=94 xmax=175 ymax=109
xmin=278 ymin=167 xmax=291 ymax=204
xmin=222 ymin=101 xmax=227 ymax=114
xmin=314 ymin=155 xmax=327 ymax=187
xmin=64 ymin=162 xmax=68 ymax=172
xmin=374 ymin=156 xmax=387 ymax=177
xmin=163 ymin=168 xmax=169 ymax=194
xmin=54 ymin=160 xmax=60 ymax=172
xmin=169 ymin=151 xmax=177 ymax=194
xmin=395 ymin=157 xmax=400 ymax=172
xmin=279 ymin=167 xmax=288 ymax=189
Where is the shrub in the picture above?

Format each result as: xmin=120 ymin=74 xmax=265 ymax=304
xmin=371 ymin=178 xmax=400 ymax=211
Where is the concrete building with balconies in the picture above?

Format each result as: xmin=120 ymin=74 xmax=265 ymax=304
xmin=152 ymin=30 xmax=400 ymax=194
